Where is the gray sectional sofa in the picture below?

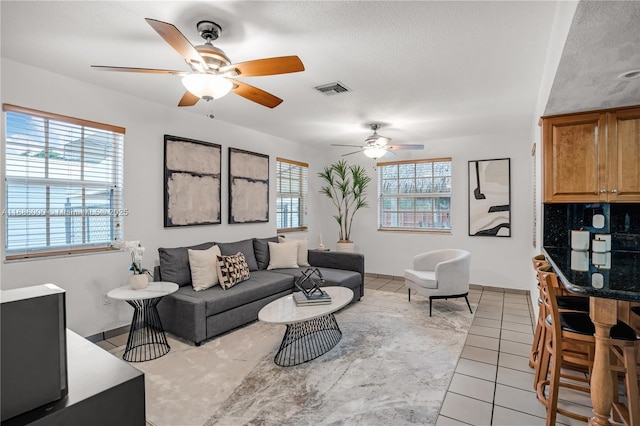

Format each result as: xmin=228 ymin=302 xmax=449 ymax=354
xmin=153 ymin=237 xmax=364 ymax=346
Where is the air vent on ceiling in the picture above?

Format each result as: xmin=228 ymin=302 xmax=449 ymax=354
xmin=314 ymin=81 xmax=351 ymax=95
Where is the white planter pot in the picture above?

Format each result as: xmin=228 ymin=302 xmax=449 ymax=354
xmin=130 ymin=274 xmax=148 ymax=290
xmin=335 ymin=242 xmax=355 ymax=252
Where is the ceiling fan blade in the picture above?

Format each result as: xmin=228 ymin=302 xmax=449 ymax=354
xmin=387 ymin=144 xmax=424 ymax=150
xmin=221 ymin=56 xmax=304 ymax=77
xmin=145 ymin=18 xmax=207 ymax=70
xmin=178 ymin=91 xmax=200 ymax=107
xmin=91 ymin=65 xmax=187 ymax=75
xmin=229 ymin=79 xmax=283 ymax=108
xmin=341 ymin=150 xmax=363 ymax=157
xmin=331 ymin=144 xmax=365 ymax=148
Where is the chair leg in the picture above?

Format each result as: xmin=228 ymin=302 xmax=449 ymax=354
xmin=465 ymin=296 xmax=473 ymax=314
xmin=408 ymin=288 xmax=411 ymax=302
xmin=429 ymin=296 xmax=433 ymax=317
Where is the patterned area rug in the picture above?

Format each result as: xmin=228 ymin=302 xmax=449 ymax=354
xmin=203 ymin=290 xmax=475 ymax=425
xmin=113 ymin=289 xmax=475 ymax=425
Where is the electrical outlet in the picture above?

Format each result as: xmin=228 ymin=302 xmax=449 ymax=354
xmin=103 ymin=294 xmax=111 ymax=305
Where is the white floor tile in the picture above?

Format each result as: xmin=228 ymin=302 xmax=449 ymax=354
xmin=448 ymin=373 xmax=495 ymax=403
xmin=439 ymin=392 xmax=493 ymax=425
xmin=455 ymin=358 xmax=498 ymax=382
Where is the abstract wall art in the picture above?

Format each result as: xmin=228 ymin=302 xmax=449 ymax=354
xmin=164 ymin=135 xmax=221 ymax=227
xmin=468 ymin=158 xmax=511 ymax=237
xmin=229 ymin=148 xmax=269 ymax=224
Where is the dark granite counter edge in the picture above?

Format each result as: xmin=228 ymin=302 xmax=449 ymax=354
xmin=542 ymin=246 xmax=640 ymax=302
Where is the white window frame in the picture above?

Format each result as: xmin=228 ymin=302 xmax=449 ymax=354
xmin=3 ymin=104 xmax=125 ymax=259
xmin=377 ymin=158 xmax=452 ymax=232
xmin=276 ymin=157 xmax=308 ymax=232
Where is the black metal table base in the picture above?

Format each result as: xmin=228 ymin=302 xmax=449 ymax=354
xmin=123 ymin=297 xmax=171 ymax=362
xmin=274 ymin=313 xmax=342 ymax=367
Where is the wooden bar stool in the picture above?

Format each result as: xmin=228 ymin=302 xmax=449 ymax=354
xmin=529 ymin=259 xmax=590 ymax=378
xmin=529 ymin=255 xmax=548 ymax=369
xmin=536 ymin=268 xmax=640 ymax=426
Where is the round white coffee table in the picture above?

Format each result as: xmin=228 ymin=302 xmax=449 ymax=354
xmin=258 ymin=286 xmax=353 ymax=367
xmin=107 ymin=281 xmax=178 ymax=362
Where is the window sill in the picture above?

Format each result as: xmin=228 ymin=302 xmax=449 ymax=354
xmin=276 ymin=227 xmax=308 ymax=234
xmin=377 ymin=228 xmax=452 ymax=235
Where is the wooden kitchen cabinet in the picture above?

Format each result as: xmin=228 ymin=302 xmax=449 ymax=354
xmin=542 ymin=106 xmax=640 ymax=203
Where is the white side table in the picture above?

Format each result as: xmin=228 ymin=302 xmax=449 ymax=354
xmin=107 ymin=281 xmax=178 ymax=362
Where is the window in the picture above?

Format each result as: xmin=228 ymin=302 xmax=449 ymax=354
xmin=378 ymin=158 xmax=452 ymax=231
xmin=3 ymin=104 xmax=125 ymax=259
xmin=276 ymin=158 xmax=308 ymax=232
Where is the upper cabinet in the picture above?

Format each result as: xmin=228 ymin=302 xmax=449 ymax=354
xmin=542 ymin=106 xmax=640 ymax=203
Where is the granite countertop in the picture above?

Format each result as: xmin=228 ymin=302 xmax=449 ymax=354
xmin=542 ymin=246 xmax=640 ymax=302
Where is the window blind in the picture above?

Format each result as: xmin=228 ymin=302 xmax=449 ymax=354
xmin=3 ymin=104 xmax=125 ymax=259
xmin=377 ymin=158 xmax=452 ymax=231
xmin=276 ymin=157 xmax=308 ymax=232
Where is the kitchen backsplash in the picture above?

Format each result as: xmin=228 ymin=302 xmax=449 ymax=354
xmin=544 ymin=203 xmax=640 ymax=251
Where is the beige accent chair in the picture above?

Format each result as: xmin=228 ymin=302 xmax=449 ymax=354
xmin=404 ymin=249 xmax=472 ymax=317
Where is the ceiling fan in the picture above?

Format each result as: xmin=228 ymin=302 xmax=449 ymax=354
xmin=332 ymin=124 xmax=424 ymax=159
xmin=92 ymin=18 xmax=304 ymax=108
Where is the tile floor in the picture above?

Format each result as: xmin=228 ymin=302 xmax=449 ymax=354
xmin=363 ymin=275 xmax=595 ymax=426
xmin=97 ymin=275 xmax=598 ymax=426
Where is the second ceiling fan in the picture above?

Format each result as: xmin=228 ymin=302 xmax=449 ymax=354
xmin=92 ymin=18 xmax=305 ymax=108
xmin=332 ymin=124 xmax=424 ymax=159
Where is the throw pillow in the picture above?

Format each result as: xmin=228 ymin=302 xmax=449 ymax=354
xmin=216 ymin=252 xmax=251 ymax=290
xmin=267 ymin=241 xmax=299 ymax=270
xmin=158 ymin=242 xmax=216 ymax=286
xmin=278 ymin=236 xmax=310 ymax=267
xmin=188 ymin=245 xmax=221 ymax=291
xmin=216 ymin=238 xmax=259 ymax=271
xmin=253 ymin=236 xmax=279 ymax=270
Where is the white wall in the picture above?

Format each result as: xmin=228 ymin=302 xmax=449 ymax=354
xmin=527 ymin=1 xmax=579 ymax=313
xmin=0 ymin=59 xmax=326 ymax=336
xmin=319 ymin=130 xmax=534 ymax=290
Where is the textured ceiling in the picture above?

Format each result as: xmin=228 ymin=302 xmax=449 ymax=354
xmin=544 ymin=1 xmax=640 ymax=115
xmin=1 ymin=1 xmax=638 ymax=149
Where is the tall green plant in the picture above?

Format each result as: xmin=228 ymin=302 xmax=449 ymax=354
xmin=318 ymin=159 xmax=371 ymax=242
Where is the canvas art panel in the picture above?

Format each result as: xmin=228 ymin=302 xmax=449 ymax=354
xmin=229 ymin=148 xmax=269 ymax=223
xmin=468 ymin=158 xmax=511 ymax=237
xmin=164 ymin=135 xmax=221 ymax=227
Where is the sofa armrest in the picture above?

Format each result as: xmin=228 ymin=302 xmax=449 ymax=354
xmin=308 ymin=250 xmax=365 ymax=283
xmin=153 ymin=265 xmax=162 ymax=281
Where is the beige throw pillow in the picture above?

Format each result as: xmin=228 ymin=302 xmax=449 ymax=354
xmin=278 ymin=236 xmax=310 ymax=267
xmin=267 ymin=241 xmax=299 ymax=270
xmin=188 ymin=245 xmax=221 ymax=291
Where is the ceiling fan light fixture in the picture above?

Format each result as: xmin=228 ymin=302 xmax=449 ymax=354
xmin=363 ymin=147 xmax=388 ymax=159
xmin=181 ymin=73 xmax=233 ymax=100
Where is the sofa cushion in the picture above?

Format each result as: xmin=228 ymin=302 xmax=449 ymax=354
xmin=267 ymin=241 xmax=299 ymax=270
xmin=253 ymin=236 xmax=279 ymax=270
xmin=216 ymin=252 xmax=251 ymax=290
xmin=217 ymin=238 xmax=259 ymax=271
xmin=276 ymin=267 xmax=361 ymax=290
xmin=174 ymin=270 xmax=294 ymax=317
xmin=188 ymin=245 xmax=221 ymax=291
xmin=158 ymin=242 xmax=216 ymax=286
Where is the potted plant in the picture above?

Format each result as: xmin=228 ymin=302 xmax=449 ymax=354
xmin=318 ymin=159 xmax=371 ymax=252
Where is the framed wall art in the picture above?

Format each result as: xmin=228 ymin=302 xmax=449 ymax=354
xmin=164 ymin=135 xmax=221 ymax=227
xmin=468 ymin=158 xmax=511 ymax=237
xmin=229 ymin=147 xmax=269 ymax=224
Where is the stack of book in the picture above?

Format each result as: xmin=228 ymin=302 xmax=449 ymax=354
xmin=293 ymin=290 xmax=332 ymax=306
